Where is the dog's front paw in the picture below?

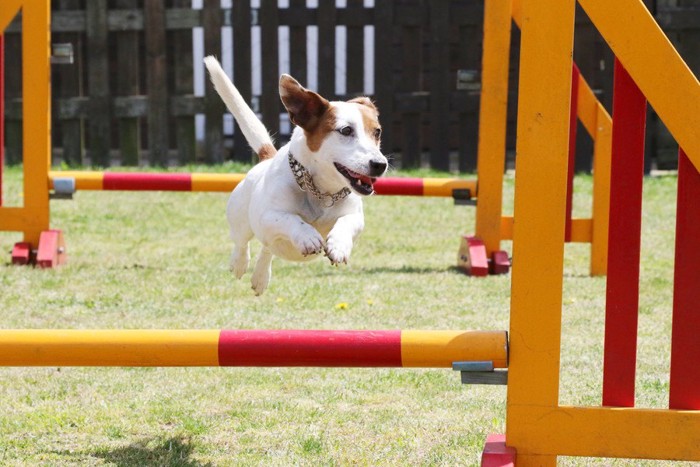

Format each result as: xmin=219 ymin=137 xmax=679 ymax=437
xmin=324 ymin=235 xmax=353 ymax=266
xmin=292 ymin=228 xmax=325 ymax=257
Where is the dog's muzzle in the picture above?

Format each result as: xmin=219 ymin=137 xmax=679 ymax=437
xmin=334 ymin=162 xmax=383 ymax=196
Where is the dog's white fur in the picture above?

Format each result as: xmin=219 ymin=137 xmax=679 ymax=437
xmin=204 ymin=56 xmax=388 ymax=295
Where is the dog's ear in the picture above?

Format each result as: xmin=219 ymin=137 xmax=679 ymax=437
xmin=349 ymin=96 xmax=378 ymax=113
xmin=279 ymin=74 xmax=330 ymax=131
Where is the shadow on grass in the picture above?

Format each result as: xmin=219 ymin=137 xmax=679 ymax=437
xmin=320 ymin=265 xmax=464 ymax=276
xmin=89 ymin=436 xmax=212 ymax=467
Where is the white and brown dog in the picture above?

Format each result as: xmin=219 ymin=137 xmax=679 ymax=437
xmin=204 ymin=56 xmax=388 ymax=295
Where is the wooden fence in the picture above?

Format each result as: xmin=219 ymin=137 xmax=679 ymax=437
xmin=2 ymin=0 xmax=699 ymax=171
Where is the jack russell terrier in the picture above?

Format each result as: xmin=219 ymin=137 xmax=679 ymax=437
xmin=204 ymin=56 xmax=388 ymax=295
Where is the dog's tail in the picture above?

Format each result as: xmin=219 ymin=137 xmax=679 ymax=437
xmin=203 ymin=56 xmax=276 ymax=160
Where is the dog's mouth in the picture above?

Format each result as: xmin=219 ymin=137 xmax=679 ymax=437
xmin=334 ymin=163 xmax=376 ymax=196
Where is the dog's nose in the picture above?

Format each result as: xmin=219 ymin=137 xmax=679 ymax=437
xmin=369 ymin=159 xmax=387 ymax=176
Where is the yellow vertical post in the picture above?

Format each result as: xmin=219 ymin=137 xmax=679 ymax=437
xmin=474 ymin=0 xmax=512 ymax=255
xmin=21 ymin=0 xmax=52 ymax=246
xmin=0 ymin=1 xmax=52 ymax=246
xmin=589 ymin=105 xmax=612 ymax=276
xmin=506 ymin=0 xmax=576 ymax=465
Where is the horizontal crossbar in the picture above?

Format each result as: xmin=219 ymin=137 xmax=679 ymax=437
xmin=48 ymin=171 xmax=477 ymax=198
xmin=0 ymin=329 xmax=508 ymax=368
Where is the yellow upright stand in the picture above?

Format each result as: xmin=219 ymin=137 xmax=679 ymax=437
xmin=0 ymin=0 xmax=63 ymax=267
xmin=498 ymin=0 xmax=700 ymax=464
xmin=465 ymin=0 xmax=613 ymax=277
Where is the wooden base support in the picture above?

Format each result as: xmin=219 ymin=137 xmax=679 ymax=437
xmin=11 ymin=242 xmax=32 ymax=265
xmin=11 ymin=231 xmax=66 ymax=268
xmin=458 ymin=236 xmax=490 ymax=276
xmin=490 ymin=251 xmax=511 ymax=275
xmin=481 ymin=434 xmax=516 ymax=467
xmin=458 ymin=237 xmax=510 ymax=276
xmin=36 ymin=230 xmax=67 ymax=268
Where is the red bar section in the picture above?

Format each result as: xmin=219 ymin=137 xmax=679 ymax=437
xmin=565 ymin=64 xmax=580 ymax=242
xmin=218 ymin=330 xmax=402 ymax=367
xmin=669 ymin=149 xmax=700 ymax=410
xmin=103 ymin=172 xmax=193 ymax=191
xmin=602 ymin=59 xmax=647 ymax=407
xmin=374 ymin=177 xmax=423 ymax=196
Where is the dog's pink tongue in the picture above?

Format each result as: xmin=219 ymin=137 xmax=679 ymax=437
xmin=358 ymin=174 xmax=374 ymax=186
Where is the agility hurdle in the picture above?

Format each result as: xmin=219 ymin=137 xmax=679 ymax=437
xmin=490 ymin=0 xmax=700 ymax=464
xmin=459 ymin=0 xmax=613 ymax=277
xmin=48 ymin=170 xmax=477 ymax=198
xmin=0 ymin=329 xmax=507 ymax=368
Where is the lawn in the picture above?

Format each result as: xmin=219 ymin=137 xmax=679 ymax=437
xmin=0 ymin=165 xmax=685 ymax=465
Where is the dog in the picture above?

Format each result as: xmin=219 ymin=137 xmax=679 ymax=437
xmin=204 ymin=56 xmax=388 ymax=295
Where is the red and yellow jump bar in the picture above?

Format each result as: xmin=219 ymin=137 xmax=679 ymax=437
xmin=0 ymin=329 xmax=507 ymax=367
xmin=48 ymin=171 xmax=477 ymax=198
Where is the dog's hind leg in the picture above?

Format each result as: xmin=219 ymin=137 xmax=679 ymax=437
xmin=229 ymin=221 xmax=253 ymax=279
xmin=251 ymin=247 xmax=273 ymax=296
xmin=229 ymin=243 xmax=250 ymax=279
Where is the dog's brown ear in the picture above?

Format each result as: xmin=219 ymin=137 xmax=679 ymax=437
xmin=349 ymin=96 xmax=378 ymax=113
xmin=279 ymin=74 xmax=330 ymax=131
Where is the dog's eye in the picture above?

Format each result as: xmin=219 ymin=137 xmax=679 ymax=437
xmin=374 ymin=128 xmax=382 ymax=140
xmin=338 ymin=126 xmax=354 ymax=137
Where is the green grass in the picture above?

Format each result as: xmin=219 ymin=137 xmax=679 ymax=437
xmin=0 ymin=166 xmax=686 ymax=465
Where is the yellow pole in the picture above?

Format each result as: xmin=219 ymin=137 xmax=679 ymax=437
xmin=0 ymin=330 xmax=220 ymax=366
xmin=400 ymin=330 xmax=508 ymax=368
xmin=474 ymin=0 xmax=513 ymax=256
xmin=506 ymin=0 xmax=575 ymax=465
xmin=21 ymin=0 xmax=52 ymax=246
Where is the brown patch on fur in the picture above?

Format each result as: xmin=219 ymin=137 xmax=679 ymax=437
xmin=279 ymin=74 xmax=330 ymax=131
xmin=257 ymin=143 xmax=277 ymax=160
xmin=352 ymin=100 xmax=382 ymax=143
xmin=349 ymin=96 xmax=377 ymax=112
xmin=304 ymin=106 xmax=337 ymax=152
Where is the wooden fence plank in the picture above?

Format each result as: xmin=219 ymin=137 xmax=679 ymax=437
xmin=260 ymin=0 xmax=280 ymax=139
xmin=317 ymin=1 xmax=337 ymax=99
xmin=114 ymin=0 xmax=141 ymax=165
xmin=398 ymin=1 xmax=423 ymax=169
xmin=345 ymin=0 xmax=365 ymax=95
xmin=86 ymin=0 xmax=111 ymax=166
xmin=53 ymin=0 xmax=84 ymax=166
xmin=145 ymin=0 xmax=169 ymax=165
xmin=171 ymin=0 xmax=195 ymax=165
xmin=373 ymin=1 xmax=393 ymax=155
xmin=203 ymin=0 xmax=224 ymax=163
xmin=289 ymin=0 xmax=307 ymax=86
xmin=232 ymin=0 xmax=254 ymax=162
xmin=457 ymin=10 xmax=482 ymax=173
xmin=429 ymin=0 xmax=451 ymax=171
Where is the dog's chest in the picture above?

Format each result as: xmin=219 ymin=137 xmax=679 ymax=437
xmin=297 ymin=200 xmax=339 ymax=237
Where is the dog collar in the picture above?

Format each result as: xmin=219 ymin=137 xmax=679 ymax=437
xmin=288 ymin=153 xmax=351 ymax=206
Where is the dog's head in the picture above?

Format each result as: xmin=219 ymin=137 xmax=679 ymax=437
xmin=279 ymin=74 xmax=388 ymax=196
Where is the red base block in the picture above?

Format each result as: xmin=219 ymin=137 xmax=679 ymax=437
xmin=458 ymin=236 xmax=489 ymax=277
xmin=481 ymin=434 xmax=516 ymax=467
xmin=36 ymin=230 xmax=67 ymax=268
xmin=490 ymin=251 xmax=511 ymax=275
xmin=11 ymin=242 xmax=32 ymax=265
